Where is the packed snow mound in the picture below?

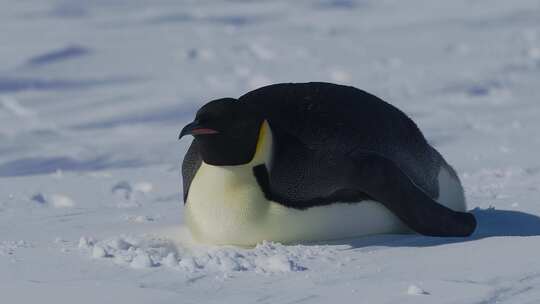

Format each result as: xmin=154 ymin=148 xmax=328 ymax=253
xmin=78 ymin=235 xmax=332 ymax=274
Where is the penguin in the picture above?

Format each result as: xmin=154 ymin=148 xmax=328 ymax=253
xmin=179 ymin=82 xmax=476 ymax=246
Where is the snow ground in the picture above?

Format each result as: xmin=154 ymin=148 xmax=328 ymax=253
xmin=1 ymin=0 xmax=540 ymax=303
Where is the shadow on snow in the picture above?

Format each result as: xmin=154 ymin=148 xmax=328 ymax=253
xmin=322 ymin=208 xmax=540 ymax=248
xmin=26 ymin=45 xmax=91 ymax=67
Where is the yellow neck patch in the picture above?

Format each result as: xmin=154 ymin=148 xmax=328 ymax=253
xmin=252 ymin=120 xmax=272 ymax=165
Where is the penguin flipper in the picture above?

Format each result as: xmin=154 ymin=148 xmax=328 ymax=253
xmin=349 ymin=150 xmax=477 ymax=237
xmin=181 ymin=139 xmax=202 ymax=203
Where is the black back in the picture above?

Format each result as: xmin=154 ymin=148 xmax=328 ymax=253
xmin=238 ymin=82 xmax=442 ymax=204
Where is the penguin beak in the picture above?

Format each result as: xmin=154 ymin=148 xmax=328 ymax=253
xmin=179 ymin=121 xmax=219 ymax=139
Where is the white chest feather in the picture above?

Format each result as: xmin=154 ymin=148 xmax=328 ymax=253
xmin=185 ymin=162 xmax=409 ymax=246
xmin=184 ymin=121 xmax=465 ymax=246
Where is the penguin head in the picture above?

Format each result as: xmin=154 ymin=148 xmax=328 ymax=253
xmin=179 ymin=98 xmax=264 ymax=166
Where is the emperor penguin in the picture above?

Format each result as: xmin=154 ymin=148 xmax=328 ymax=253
xmin=179 ymin=82 xmax=476 ymax=246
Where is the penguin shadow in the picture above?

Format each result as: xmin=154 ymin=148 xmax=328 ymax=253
xmin=324 ymin=208 xmax=540 ymax=249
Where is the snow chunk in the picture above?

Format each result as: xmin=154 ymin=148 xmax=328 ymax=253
xmin=30 ymin=193 xmax=74 ymax=208
xmin=111 ymin=181 xmax=132 ymax=199
xmin=162 ymin=253 xmax=178 ymax=268
xmin=258 ymin=255 xmax=297 ymax=272
xmin=178 ymin=257 xmax=199 ymax=272
xmin=133 ymin=182 xmax=153 ymax=193
xmin=51 ymin=169 xmax=63 ymax=179
xmin=54 ymin=237 xmax=66 ymax=244
xmin=92 ymin=245 xmax=108 ymax=258
xmin=31 ymin=193 xmax=47 ymax=205
xmin=111 ymin=181 xmax=153 ymax=207
xmin=78 ymin=237 xmax=95 ymax=249
xmin=407 ymin=284 xmax=430 ymax=295
xmin=50 ymin=194 xmax=75 ymax=208
xmin=130 ymin=250 xmax=153 ymax=269
xmin=106 ymin=238 xmax=132 ymax=250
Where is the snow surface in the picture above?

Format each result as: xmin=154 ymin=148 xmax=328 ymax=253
xmin=1 ymin=0 xmax=540 ymax=303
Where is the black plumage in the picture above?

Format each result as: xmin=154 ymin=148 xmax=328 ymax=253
xmin=182 ymin=82 xmax=476 ymax=237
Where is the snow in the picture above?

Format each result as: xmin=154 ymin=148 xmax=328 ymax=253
xmin=91 ymin=245 xmax=108 ymax=259
xmin=407 ymin=284 xmax=430 ymax=296
xmin=1 ymin=0 xmax=540 ymax=303
xmin=80 ymin=235 xmax=315 ymax=273
xmin=50 ymin=194 xmax=75 ymax=208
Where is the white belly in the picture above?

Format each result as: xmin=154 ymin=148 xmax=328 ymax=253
xmin=185 ymin=162 xmax=409 ymax=246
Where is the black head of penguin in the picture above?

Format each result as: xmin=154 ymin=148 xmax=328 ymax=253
xmin=179 ymin=98 xmax=264 ymax=166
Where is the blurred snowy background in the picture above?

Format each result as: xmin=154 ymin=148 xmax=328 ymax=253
xmin=1 ymin=1 xmax=540 ymax=303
